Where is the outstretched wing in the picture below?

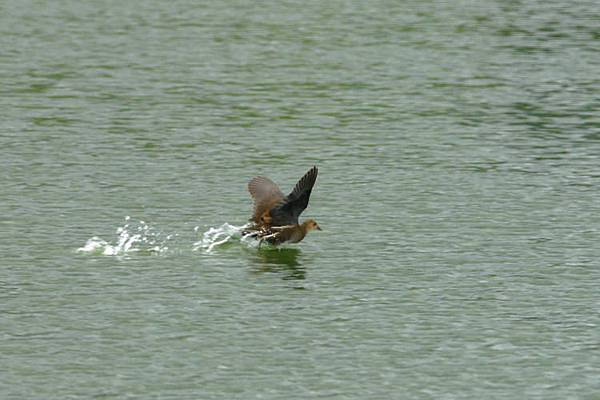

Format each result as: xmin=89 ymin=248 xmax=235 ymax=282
xmin=248 ymin=176 xmax=285 ymax=223
xmin=270 ymin=166 xmax=318 ymax=225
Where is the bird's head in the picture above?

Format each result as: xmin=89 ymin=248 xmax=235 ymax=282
xmin=303 ymin=219 xmax=322 ymax=232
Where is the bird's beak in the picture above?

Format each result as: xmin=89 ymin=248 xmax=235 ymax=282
xmin=316 ymin=225 xmax=322 ymax=231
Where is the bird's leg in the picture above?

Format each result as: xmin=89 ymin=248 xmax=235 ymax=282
xmin=257 ymin=231 xmax=280 ymax=249
xmin=242 ymin=222 xmax=264 ymax=238
xmin=242 ymin=229 xmax=259 ymax=239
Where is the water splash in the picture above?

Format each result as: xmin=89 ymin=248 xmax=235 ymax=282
xmin=78 ymin=217 xmax=261 ymax=256
xmin=77 ymin=216 xmax=173 ymax=256
xmin=193 ymin=223 xmax=254 ymax=253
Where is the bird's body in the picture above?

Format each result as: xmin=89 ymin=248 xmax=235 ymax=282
xmin=256 ymin=220 xmax=320 ymax=246
xmin=244 ymin=166 xmax=321 ymax=246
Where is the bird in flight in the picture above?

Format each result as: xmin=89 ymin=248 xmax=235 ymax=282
xmin=245 ymin=166 xmax=321 ymax=247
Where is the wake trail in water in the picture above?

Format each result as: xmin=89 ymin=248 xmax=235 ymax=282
xmin=77 ymin=216 xmax=175 ymax=256
xmin=193 ymin=222 xmax=255 ymax=252
xmin=77 ymin=217 xmax=258 ymax=256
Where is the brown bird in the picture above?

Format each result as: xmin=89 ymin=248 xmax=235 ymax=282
xmin=245 ymin=166 xmax=321 ymax=246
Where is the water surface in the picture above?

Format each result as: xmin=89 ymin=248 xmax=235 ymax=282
xmin=2 ymin=0 xmax=600 ymax=398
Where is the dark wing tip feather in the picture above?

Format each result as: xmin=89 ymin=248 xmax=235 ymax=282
xmin=288 ymin=166 xmax=318 ymax=201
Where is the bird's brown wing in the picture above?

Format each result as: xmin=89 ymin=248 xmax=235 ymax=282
xmin=270 ymin=166 xmax=318 ymax=225
xmin=248 ymin=176 xmax=285 ymax=224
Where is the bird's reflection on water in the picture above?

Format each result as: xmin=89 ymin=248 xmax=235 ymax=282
xmin=251 ymin=247 xmax=306 ymax=280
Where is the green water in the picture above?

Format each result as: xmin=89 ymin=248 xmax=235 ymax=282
xmin=2 ymin=1 xmax=600 ymax=398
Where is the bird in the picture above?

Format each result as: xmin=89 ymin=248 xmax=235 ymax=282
xmin=244 ymin=166 xmax=321 ymax=246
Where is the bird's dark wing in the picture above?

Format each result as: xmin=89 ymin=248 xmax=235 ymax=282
xmin=270 ymin=166 xmax=318 ymax=225
xmin=248 ymin=176 xmax=285 ymax=223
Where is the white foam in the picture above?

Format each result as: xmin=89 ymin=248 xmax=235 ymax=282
xmin=77 ymin=217 xmax=170 ymax=256
xmin=79 ymin=218 xmax=258 ymax=256
xmin=194 ymin=223 xmax=250 ymax=253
